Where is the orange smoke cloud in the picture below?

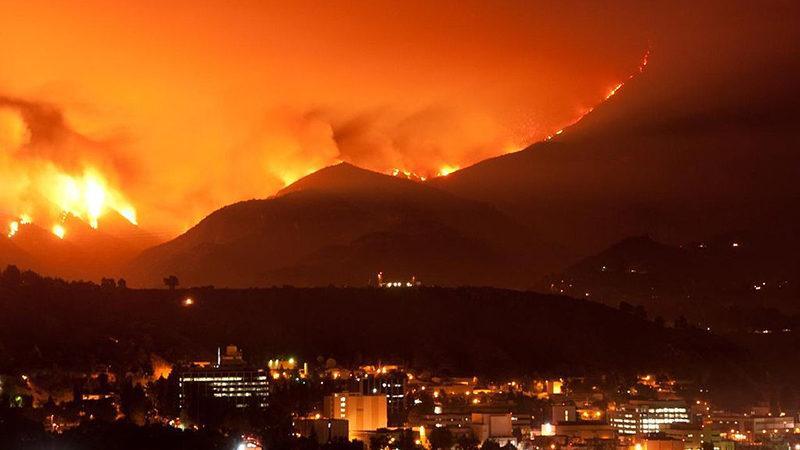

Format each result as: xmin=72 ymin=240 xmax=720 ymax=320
xmin=7 ymin=1 xmax=779 ymax=239
xmin=0 ymin=1 xmax=661 ymax=238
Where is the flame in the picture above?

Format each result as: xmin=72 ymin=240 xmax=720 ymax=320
xmin=605 ymin=83 xmax=624 ymax=100
xmin=47 ymin=168 xmax=138 ymax=229
xmin=52 ymin=224 xmax=66 ymax=239
xmin=279 ymin=166 xmax=321 ymax=187
xmin=544 ymin=49 xmax=651 ymax=141
xmin=150 ymin=354 xmax=173 ymax=381
xmin=8 ymin=221 xmax=19 ymax=238
xmin=437 ymin=165 xmax=460 ymax=177
xmin=388 ymin=165 xmax=460 ymax=181
xmin=389 ymin=168 xmax=427 ymax=181
xmin=7 ymin=214 xmax=33 ymax=238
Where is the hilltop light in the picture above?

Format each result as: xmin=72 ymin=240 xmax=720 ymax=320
xmin=182 ymin=297 xmax=195 ymax=307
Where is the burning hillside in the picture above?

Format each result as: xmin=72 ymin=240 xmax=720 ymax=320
xmin=0 ymin=99 xmax=138 ymax=242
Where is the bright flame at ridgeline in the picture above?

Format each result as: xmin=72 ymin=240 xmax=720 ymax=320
xmin=5 ymin=167 xmax=138 ymax=240
xmin=387 ymin=51 xmax=651 ymax=181
xmin=544 ymin=50 xmax=650 ymax=141
xmin=48 ymin=169 xmax=138 ymax=229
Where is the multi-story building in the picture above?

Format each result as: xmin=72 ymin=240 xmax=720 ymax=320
xmin=414 ymin=403 xmax=472 ymax=434
xmin=609 ymin=400 xmax=690 ymax=435
xmin=552 ymin=404 xmax=578 ymax=424
xmin=552 ymin=422 xmax=616 ymax=440
xmin=323 ymin=392 xmax=387 ymax=439
xmin=661 ymin=424 xmax=703 ymax=450
xmin=177 ymin=346 xmax=270 ymax=424
xmin=358 ymin=370 xmax=406 ymax=426
xmin=471 ymin=413 xmax=516 ymax=446
xmin=744 ymin=415 xmax=795 ymax=434
xmin=705 ymin=412 xmax=746 ymax=434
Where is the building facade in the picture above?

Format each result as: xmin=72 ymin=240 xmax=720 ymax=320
xmin=323 ymin=392 xmax=388 ymax=439
xmin=609 ymin=400 xmax=690 ymax=435
xmin=358 ymin=371 xmax=406 ymax=426
xmin=177 ymin=346 xmax=270 ymax=424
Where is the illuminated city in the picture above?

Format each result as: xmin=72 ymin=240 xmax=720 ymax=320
xmin=2 ymin=1 xmax=800 ymax=449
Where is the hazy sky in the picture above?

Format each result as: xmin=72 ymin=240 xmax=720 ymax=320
xmin=0 ymin=1 xmax=795 ymax=236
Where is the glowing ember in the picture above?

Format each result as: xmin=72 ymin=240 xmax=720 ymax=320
xmin=52 ymin=224 xmax=66 ymax=239
xmin=8 ymin=221 xmax=19 ymax=238
xmin=605 ymin=83 xmax=624 ymax=99
xmin=19 ymin=214 xmax=32 ymax=225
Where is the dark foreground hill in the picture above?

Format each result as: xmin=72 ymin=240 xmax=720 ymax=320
xmin=0 ymin=268 xmax=744 ymax=381
xmin=128 ymin=163 xmax=557 ymax=288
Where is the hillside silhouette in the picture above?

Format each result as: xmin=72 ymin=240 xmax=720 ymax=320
xmin=128 ymin=163 xmax=556 ymax=287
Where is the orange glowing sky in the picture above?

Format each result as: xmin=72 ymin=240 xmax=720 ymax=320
xmin=1 ymin=1 xmax=788 ymax=237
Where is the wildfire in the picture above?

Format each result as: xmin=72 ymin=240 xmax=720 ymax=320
xmin=389 ymin=168 xmax=427 ymax=182
xmin=6 ymin=167 xmax=138 ymax=241
xmin=388 ymin=164 xmax=460 ymax=181
xmin=7 ymin=214 xmax=32 ymax=238
xmin=8 ymin=221 xmax=19 ymax=238
xmin=544 ymin=49 xmax=650 ymax=141
xmin=47 ymin=169 xmax=137 ymax=229
xmin=437 ymin=165 xmax=460 ymax=177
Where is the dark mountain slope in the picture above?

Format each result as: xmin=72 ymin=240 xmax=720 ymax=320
xmin=0 ymin=275 xmax=750 ymax=389
xmin=0 ymin=236 xmax=36 ymax=269
xmin=432 ymin=48 xmax=800 ymax=263
xmin=540 ymin=234 xmax=800 ymax=329
xmin=129 ymin=163 xmax=555 ymax=288
xmin=0 ymin=213 xmax=157 ymax=281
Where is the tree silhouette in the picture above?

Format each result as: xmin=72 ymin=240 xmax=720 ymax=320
xmin=481 ymin=440 xmax=501 ymax=450
xmin=455 ymin=433 xmax=479 ymax=450
xmin=429 ymin=427 xmax=454 ymax=450
xmin=1 ymin=265 xmax=21 ymax=288
xmin=163 ymin=275 xmax=179 ymax=290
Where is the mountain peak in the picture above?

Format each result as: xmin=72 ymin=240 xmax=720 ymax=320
xmin=278 ymin=161 xmax=421 ymax=198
